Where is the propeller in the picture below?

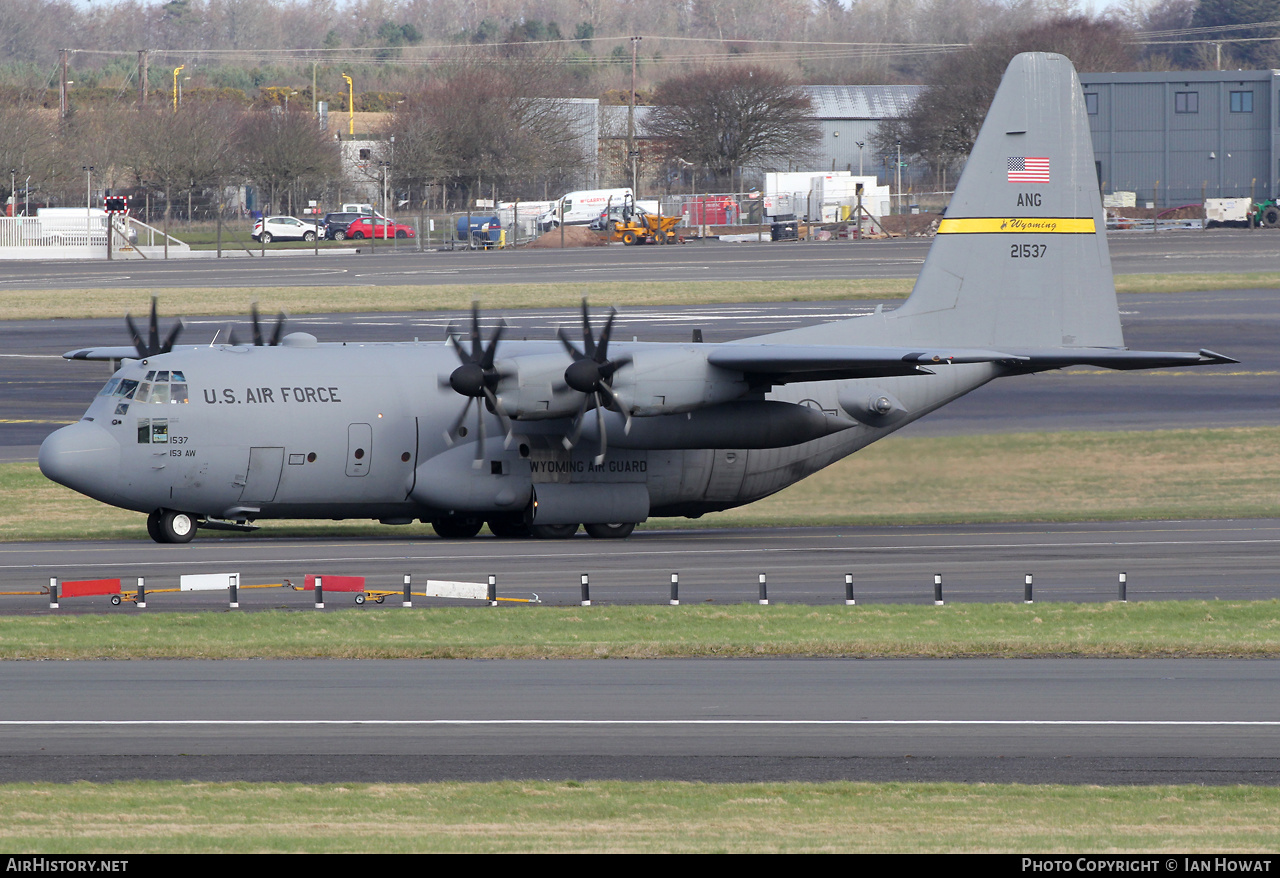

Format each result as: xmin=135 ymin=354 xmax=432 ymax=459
xmin=227 ymin=303 xmax=288 ymax=347
xmin=125 ymin=297 xmax=184 ymax=359
xmin=558 ymin=300 xmax=632 ymax=465
xmin=441 ymin=303 xmax=513 ymax=465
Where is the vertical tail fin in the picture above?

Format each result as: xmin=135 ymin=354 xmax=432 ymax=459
xmin=890 ymin=52 xmax=1123 ymax=351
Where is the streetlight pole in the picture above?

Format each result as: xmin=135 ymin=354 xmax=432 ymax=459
xmin=342 ymin=73 xmax=354 ymax=136
xmin=895 ymin=140 xmax=902 ymax=214
xmin=629 ymin=36 xmax=641 ymax=195
xmin=82 ymin=165 xmax=93 ymax=241
xmin=172 ymin=65 xmax=184 ymax=112
xmin=855 ymin=141 xmax=864 ymax=177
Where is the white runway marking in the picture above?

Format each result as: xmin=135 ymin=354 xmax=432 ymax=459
xmin=2 ymin=720 xmax=1277 ymax=727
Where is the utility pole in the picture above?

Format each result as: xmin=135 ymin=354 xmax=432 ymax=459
xmin=60 ymin=50 xmax=69 ymax=119
xmin=629 ymin=36 xmax=641 ymax=195
xmin=137 ymin=50 xmax=148 ymax=108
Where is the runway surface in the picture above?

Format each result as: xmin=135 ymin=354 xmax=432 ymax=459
xmin=2 ymin=659 xmax=1277 ymax=785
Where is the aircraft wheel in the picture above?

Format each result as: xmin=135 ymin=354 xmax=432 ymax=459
xmin=355 ymin=594 xmax=366 ymax=605
xmin=260 ymin=232 xmax=273 ymax=244
xmin=333 ymin=230 xmax=347 ymax=241
xmin=584 ymin=522 xmax=636 ymax=539
xmin=432 ymin=516 xmax=483 ymax=539
xmin=146 ymin=509 xmax=165 ymax=543
xmin=303 ymin=231 xmax=316 ymax=242
xmin=488 ymin=517 xmax=531 ymax=538
xmin=530 ymin=523 xmax=578 ymax=539
xmin=158 ymin=510 xmax=197 ymax=544
xmin=1263 ymin=207 xmax=1280 ymax=228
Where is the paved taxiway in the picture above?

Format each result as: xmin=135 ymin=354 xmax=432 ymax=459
xmin=2 ymin=659 xmax=1277 ymax=785
xmin=0 ymin=228 xmax=1276 ymax=287
xmin=1 ymin=520 xmax=1278 ymax=610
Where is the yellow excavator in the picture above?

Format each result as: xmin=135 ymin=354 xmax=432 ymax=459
xmin=601 ymin=199 xmax=684 ymax=245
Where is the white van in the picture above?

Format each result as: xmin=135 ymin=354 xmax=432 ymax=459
xmin=537 ymin=188 xmax=633 ymax=231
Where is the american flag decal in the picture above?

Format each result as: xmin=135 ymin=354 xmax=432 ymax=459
xmin=1008 ymin=156 xmax=1050 ymax=184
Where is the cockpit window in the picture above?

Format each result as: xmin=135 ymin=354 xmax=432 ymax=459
xmin=116 ymin=373 xmax=189 ymax=404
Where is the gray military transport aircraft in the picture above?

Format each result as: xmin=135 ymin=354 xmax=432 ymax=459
xmin=40 ymin=53 xmax=1235 ymax=543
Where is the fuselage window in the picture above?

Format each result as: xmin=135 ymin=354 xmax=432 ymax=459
xmin=137 ymin=418 xmax=150 ymax=444
xmin=151 ymin=383 xmax=171 ymax=405
xmin=135 ymin=382 xmax=152 ymax=403
xmin=170 ymin=383 xmax=189 ymax=403
xmin=99 ymin=378 xmax=121 ymax=397
xmin=116 ymin=380 xmax=138 ymax=399
xmin=151 ymin=419 xmax=168 ymax=443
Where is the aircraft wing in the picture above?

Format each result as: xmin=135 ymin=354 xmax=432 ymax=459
xmin=1005 ymin=348 xmax=1238 ymax=372
xmin=705 ymin=344 xmax=1020 ymax=384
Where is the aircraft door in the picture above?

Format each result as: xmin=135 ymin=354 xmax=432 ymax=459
xmin=240 ymin=447 xmax=285 ymax=503
xmin=346 ymin=423 xmax=372 ymax=477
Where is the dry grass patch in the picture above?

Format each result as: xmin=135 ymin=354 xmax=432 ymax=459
xmin=0 ymin=781 xmax=1276 ymax=852
xmin=9 ymin=271 xmax=1280 ymax=321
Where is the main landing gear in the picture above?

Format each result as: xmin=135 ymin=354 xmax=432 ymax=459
xmin=146 ymin=509 xmax=197 ymax=544
xmin=430 ymin=516 xmax=636 ymax=539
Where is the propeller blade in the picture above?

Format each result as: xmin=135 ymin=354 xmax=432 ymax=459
xmin=472 ymin=398 xmax=487 ymax=468
xmin=159 ymin=319 xmax=184 ymax=353
xmin=445 ymin=397 xmax=473 ymax=445
xmin=250 ymin=303 xmax=264 ymax=347
xmin=598 ymin=381 xmax=632 ymax=435
xmin=593 ymin=398 xmax=608 ymax=466
xmin=561 ymin=396 xmax=590 ymax=450
xmin=147 ymin=298 xmax=160 ymax=357
xmin=482 ymin=387 xmax=515 ymax=449
xmin=125 ymin=313 xmax=147 ymax=358
xmin=269 ymin=311 xmax=287 ymax=346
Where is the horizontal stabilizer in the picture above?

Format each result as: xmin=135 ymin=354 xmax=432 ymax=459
xmin=64 ymin=346 xmax=147 ymax=362
xmin=1006 ymin=348 xmax=1239 ymax=372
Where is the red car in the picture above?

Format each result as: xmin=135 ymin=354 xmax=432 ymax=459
xmin=344 ymin=217 xmax=415 ymax=239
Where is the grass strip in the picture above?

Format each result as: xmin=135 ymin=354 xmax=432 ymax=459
xmin=5 ymin=427 xmax=1278 ymax=542
xmin=0 ymin=779 xmax=1276 ymax=852
xmin=5 ymin=272 xmax=1280 ymax=321
xmin=1 ymin=602 xmax=1278 ymax=660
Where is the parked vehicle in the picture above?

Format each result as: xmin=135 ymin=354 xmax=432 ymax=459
xmin=320 ymin=212 xmax=366 ymax=240
xmin=538 ymin=188 xmax=633 ymax=231
xmin=345 ymin=216 xmax=415 ymax=239
xmin=252 ymin=215 xmax=318 ymax=243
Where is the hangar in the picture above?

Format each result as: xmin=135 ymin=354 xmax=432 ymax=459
xmin=1079 ymin=69 xmax=1280 ymax=207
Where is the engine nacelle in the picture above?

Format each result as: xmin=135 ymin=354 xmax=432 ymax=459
xmin=611 ymin=347 xmax=748 ymax=416
xmin=493 ymin=354 xmax=582 ymax=420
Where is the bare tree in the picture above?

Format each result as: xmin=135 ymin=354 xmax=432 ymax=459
xmin=877 ymin=17 xmax=1137 ymax=177
xmin=237 ymin=105 xmax=341 ymax=215
xmin=0 ymin=104 xmax=59 ymax=211
xmin=384 ymin=55 xmax=589 ymax=207
xmin=130 ymin=102 xmax=242 ymax=224
xmin=645 ymin=65 xmax=819 ymax=188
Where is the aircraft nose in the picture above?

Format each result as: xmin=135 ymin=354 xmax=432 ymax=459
xmin=39 ymin=421 xmax=121 ymax=499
